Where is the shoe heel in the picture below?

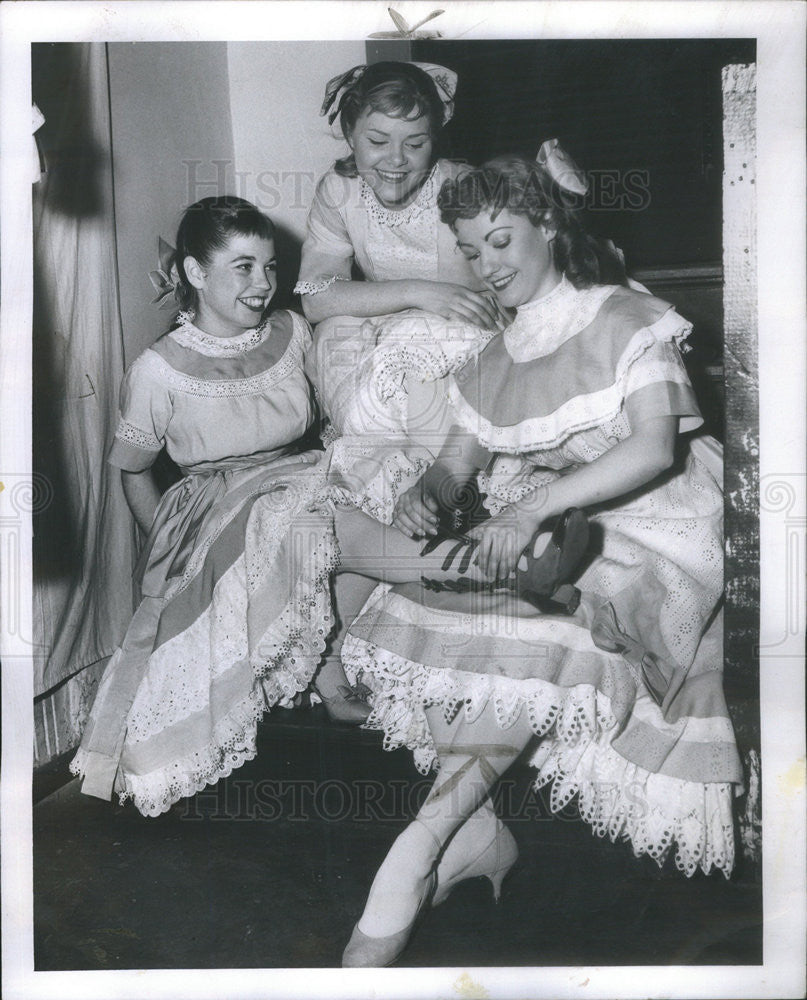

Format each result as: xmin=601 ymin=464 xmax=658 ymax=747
xmin=486 ymin=854 xmax=517 ymax=903
xmin=487 ymin=867 xmax=506 ymax=903
xmin=521 ymin=583 xmax=581 ymax=616
xmin=549 ymin=583 xmax=581 ymax=615
xmin=433 ymin=823 xmax=518 ymax=907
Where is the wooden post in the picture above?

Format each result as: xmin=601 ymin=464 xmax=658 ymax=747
xmin=722 ymin=62 xmax=760 ymax=869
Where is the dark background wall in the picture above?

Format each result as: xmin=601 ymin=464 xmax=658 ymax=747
xmin=415 ymin=38 xmax=756 ymax=268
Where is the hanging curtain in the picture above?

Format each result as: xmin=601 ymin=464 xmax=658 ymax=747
xmin=32 ymin=43 xmax=137 ymax=761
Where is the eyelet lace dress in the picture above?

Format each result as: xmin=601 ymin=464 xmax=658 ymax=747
xmin=340 ymin=280 xmax=743 ymax=877
xmin=70 ymin=311 xmax=338 ymax=817
xmin=296 ymin=158 xmax=496 ymax=519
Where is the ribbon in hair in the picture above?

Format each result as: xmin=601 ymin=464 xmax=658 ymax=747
xmin=320 ymin=64 xmax=366 ymax=122
xmin=148 ymin=237 xmax=181 ymax=309
xmin=320 ymin=61 xmax=458 ymax=125
xmin=536 ymin=138 xmax=588 ymax=197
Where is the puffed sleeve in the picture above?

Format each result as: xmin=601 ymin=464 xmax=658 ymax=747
xmin=623 ymin=332 xmax=703 ymax=434
xmin=295 ymin=172 xmax=356 ymax=295
xmin=289 ymin=308 xmax=313 ymax=352
xmin=108 ymin=352 xmax=173 ymax=471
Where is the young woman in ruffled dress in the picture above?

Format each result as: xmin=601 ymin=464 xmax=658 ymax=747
xmin=295 ymin=61 xmax=510 ymax=723
xmin=70 ymin=197 xmax=342 ymax=814
xmin=338 ymin=155 xmax=742 ymax=967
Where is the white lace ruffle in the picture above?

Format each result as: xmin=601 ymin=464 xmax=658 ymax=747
xmin=530 ymin=738 xmax=735 ymax=878
xmin=342 ymin=633 xmax=617 ymax=774
xmin=294 ymin=275 xmax=349 ymax=296
xmin=449 ymin=308 xmax=694 ymax=455
xmin=504 ymin=279 xmax=615 ymax=361
xmin=342 ymin=635 xmax=735 ymax=876
xmin=169 ymin=315 xmax=271 ymax=356
xmin=319 ymin=420 xmax=340 ymax=447
xmin=249 ymin=531 xmax=339 ymax=693
xmin=327 ymin=439 xmax=432 ymax=524
xmin=71 ymin=686 xmax=266 ymax=818
xmin=113 ymin=535 xmax=338 ymax=817
xmin=477 ymin=458 xmax=560 ymax=517
xmin=368 ymin=313 xmax=496 ymax=404
xmin=358 ymin=164 xmax=438 ymax=228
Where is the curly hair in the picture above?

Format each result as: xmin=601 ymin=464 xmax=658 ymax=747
xmin=174 ymin=196 xmax=275 ymax=311
xmin=437 ymin=156 xmax=627 ymax=289
xmin=332 ymin=62 xmax=445 ymax=178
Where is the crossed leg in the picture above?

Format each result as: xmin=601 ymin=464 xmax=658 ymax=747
xmin=343 ymin=699 xmax=535 ymax=965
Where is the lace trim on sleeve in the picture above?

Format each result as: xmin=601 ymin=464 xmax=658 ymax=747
xmin=115 ymin=418 xmax=162 ymax=452
xmin=293 ymin=275 xmax=350 ymax=296
xmin=369 ymin=321 xmax=496 ymax=403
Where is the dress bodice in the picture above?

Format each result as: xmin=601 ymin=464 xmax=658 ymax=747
xmin=109 ymin=310 xmax=315 ymax=475
xmin=450 ymin=280 xmax=701 ymax=462
xmin=295 ymin=159 xmax=483 ymax=292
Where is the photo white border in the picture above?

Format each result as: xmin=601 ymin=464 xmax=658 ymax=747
xmin=2 ymin=3 xmax=805 ymax=999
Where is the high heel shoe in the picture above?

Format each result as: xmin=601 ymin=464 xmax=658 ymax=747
xmin=517 ymin=508 xmax=589 ymax=597
xmin=432 ymin=816 xmax=518 ymax=907
xmin=313 ymin=682 xmax=371 ymax=725
xmin=419 ymin=508 xmax=589 ymax=615
xmin=342 ymin=819 xmax=440 ymax=968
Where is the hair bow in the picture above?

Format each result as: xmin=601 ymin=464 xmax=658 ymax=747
xmin=416 ymin=62 xmax=457 ymax=124
xmin=320 ymin=61 xmax=458 ymax=126
xmin=320 ymin=64 xmax=367 ymax=123
xmin=536 ymin=139 xmax=588 ymax=197
xmin=147 ymin=237 xmax=181 ymax=309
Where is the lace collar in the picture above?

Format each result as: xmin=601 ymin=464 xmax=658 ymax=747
xmin=169 ymin=312 xmax=272 ymax=358
xmin=359 ymin=162 xmax=439 ymax=228
xmin=504 ymin=277 xmax=616 ymax=362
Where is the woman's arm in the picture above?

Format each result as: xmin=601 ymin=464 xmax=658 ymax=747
xmin=121 ymin=468 xmax=162 ymax=534
xmin=302 ymin=278 xmax=505 ymax=330
xmin=472 ymin=410 xmax=678 ymax=580
xmin=302 ymin=278 xmax=425 ymax=324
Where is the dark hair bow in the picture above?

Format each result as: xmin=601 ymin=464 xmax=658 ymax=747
xmin=147 ymin=236 xmax=181 ymax=309
xmin=320 ymin=64 xmax=367 ymax=124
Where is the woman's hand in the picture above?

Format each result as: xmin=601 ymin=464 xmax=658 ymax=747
xmin=415 ymin=281 xmax=508 ymax=331
xmin=393 ymin=483 xmax=440 ymax=539
xmin=468 ymin=508 xmax=538 ymax=582
xmin=466 ymin=413 xmax=680 ymax=580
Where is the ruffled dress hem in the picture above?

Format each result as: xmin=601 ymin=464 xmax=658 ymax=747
xmin=70 ymin=468 xmax=341 ymax=817
xmin=342 ymin=633 xmax=736 ymax=878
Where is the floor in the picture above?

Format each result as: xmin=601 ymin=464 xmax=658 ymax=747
xmin=34 ymin=706 xmax=762 ymax=971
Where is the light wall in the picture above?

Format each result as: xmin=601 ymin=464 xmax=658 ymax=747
xmin=226 ymin=41 xmax=365 ymax=302
xmin=107 ymin=41 xmax=366 ymax=359
xmin=108 ymin=43 xmax=237 ymax=364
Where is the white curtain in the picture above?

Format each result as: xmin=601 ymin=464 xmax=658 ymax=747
xmin=32 ymin=43 xmax=137 ymax=761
